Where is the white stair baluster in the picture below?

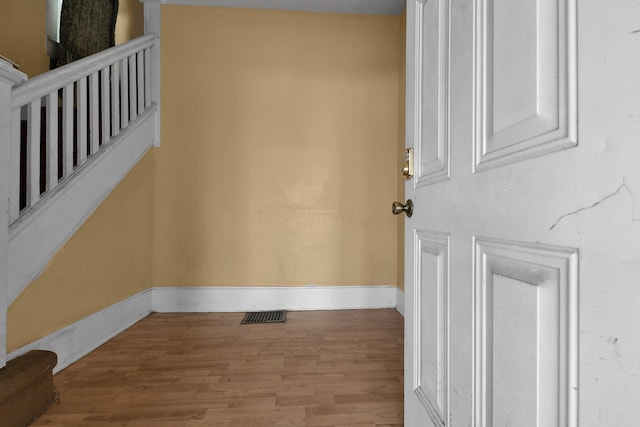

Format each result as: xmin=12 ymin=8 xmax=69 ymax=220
xmin=62 ymin=83 xmax=74 ymax=177
xmin=136 ymin=51 xmax=144 ymax=115
xmin=9 ymin=108 xmax=21 ymax=222
xmin=90 ymin=72 xmax=100 ymax=156
xmin=46 ymin=92 xmax=58 ymax=192
xmin=77 ymin=78 xmax=87 ymax=165
xmin=120 ymin=58 xmax=129 ymax=129
xmin=101 ymin=66 xmax=110 ymax=145
xmin=27 ymin=100 xmax=41 ymax=207
xmin=129 ymin=54 xmax=137 ymax=121
xmin=144 ymin=48 xmax=151 ymax=109
xmin=111 ymin=62 xmax=120 ymax=136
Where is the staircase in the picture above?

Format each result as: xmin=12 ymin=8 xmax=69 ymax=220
xmin=0 ymin=33 xmax=160 ymax=370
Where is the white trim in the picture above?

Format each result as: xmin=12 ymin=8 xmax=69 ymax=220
xmin=0 ymin=62 xmax=27 ymax=368
xmin=12 ymin=36 xmax=157 ymax=109
xmin=143 ymin=3 xmax=162 ymax=147
xmin=140 ymin=0 xmax=406 ymax=15
xmin=152 ymin=285 xmax=397 ymax=312
xmin=396 ymin=287 xmax=405 ymax=317
xmin=8 ymin=107 xmax=157 ymax=304
xmin=6 ymin=286 xmax=397 ymax=373
xmin=8 ymin=290 xmax=152 ymax=373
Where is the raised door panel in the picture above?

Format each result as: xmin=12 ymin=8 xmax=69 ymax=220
xmin=414 ymin=230 xmax=449 ymax=426
xmin=491 ymin=274 xmax=538 ymax=427
xmin=474 ymin=0 xmax=577 ymax=171
xmin=414 ymin=0 xmax=449 ymax=186
xmin=473 ymin=238 xmax=578 ymax=427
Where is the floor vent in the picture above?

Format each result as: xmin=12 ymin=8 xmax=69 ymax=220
xmin=241 ymin=310 xmax=287 ymax=325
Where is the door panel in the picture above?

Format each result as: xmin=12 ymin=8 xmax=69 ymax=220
xmin=413 ymin=230 xmax=450 ymax=426
xmin=415 ymin=0 xmax=450 ymax=186
xmin=404 ymin=0 xmax=640 ymax=426
xmin=474 ymin=0 xmax=577 ymax=172
xmin=491 ymin=0 xmax=539 ymax=134
xmin=473 ymin=239 xmax=578 ymax=427
xmin=490 ymin=275 xmax=538 ymax=427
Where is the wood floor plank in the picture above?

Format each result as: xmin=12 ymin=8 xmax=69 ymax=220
xmin=32 ymin=309 xmax=404 ymax=426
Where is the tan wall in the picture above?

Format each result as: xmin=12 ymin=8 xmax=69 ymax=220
xmin=0 ymin=0 xmax=49 ymax=77
xmin=116 ymin=0 xmax=145 ymax=45
xmin=7 ymin=151 xmax=155 ymax=352
xmin=397 ymin=9 xmax=406 ymax=291
xmin=155 ymin=6 xmax=402 ymax=287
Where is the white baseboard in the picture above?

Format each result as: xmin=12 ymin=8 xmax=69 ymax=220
xmin=152 ymin=285 xmax=397 ymax=312
xmin=8 ymin=289 xmax=152 ymax=373
xmin=7 ymin=285 xmax=400 ymax=373
xmin=396 ymin=288 xmax=405 ymax=317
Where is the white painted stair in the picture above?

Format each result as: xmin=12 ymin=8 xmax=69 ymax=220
xmin=0 ymin=33 xmax=160 ymax=368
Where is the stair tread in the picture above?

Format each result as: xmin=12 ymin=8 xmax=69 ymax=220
xmin=0 ymin=350 xmax=57 ymax=404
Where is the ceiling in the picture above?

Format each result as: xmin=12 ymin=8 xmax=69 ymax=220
xmin=158 ymin=0 xmax=407 ymax=15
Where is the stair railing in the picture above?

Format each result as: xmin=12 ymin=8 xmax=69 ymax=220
xmin=9 ymin=35 xmax=157 ymax=225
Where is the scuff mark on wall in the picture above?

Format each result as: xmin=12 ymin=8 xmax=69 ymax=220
xmin=607 ymin=337 xmax=622 ymax=360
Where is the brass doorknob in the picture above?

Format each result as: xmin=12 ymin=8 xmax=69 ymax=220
xmin=392 ymin=199 xmax=413 ymax=217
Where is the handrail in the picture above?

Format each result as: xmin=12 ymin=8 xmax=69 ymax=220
xmin=12 ymin=35 xmax=157 ymax=109
xmin=7 ymin=33 xmax=158 ymax=225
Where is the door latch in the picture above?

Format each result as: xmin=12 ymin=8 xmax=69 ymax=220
xmin=402 ymin=148 xmax=414 ymax=180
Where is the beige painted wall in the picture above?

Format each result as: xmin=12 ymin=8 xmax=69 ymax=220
xmin=155 ymin=6 xmax=402 ymax=287
xmin=0 ymin=0 xmax=49 ymax=77
xmin=7 ymin=151 xmax=155 ymax=352
xmin=116 ymin=0 xmax=145 ymax=46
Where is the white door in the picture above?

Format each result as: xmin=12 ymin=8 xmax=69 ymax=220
xmin=402 ymin=0 xmax=640 ymax=426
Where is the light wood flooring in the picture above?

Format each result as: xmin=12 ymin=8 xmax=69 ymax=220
xmin=32 ymin=309 xmax=404 ymax=426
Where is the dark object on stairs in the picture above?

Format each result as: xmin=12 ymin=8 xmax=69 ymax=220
xmin=0 ymin=350 xmax=58 ymax=427
xmin=241 ymin=310 xmax=287 ymax=324
xmin=57 ymin=0 xmax=119 ymax=67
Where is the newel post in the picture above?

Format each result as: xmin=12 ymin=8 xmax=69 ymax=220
xmin=141 ymin=0 xmax=161 ymax=147
xmin=0 ymin=60 xmax=27 ymax=368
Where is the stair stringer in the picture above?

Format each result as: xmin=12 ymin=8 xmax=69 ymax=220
xmin=8 ymin=105 xmax=157 ymax=304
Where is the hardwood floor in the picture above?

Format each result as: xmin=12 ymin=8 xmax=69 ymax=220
xmin=32 ymin=309 xmax=404 ymax=426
